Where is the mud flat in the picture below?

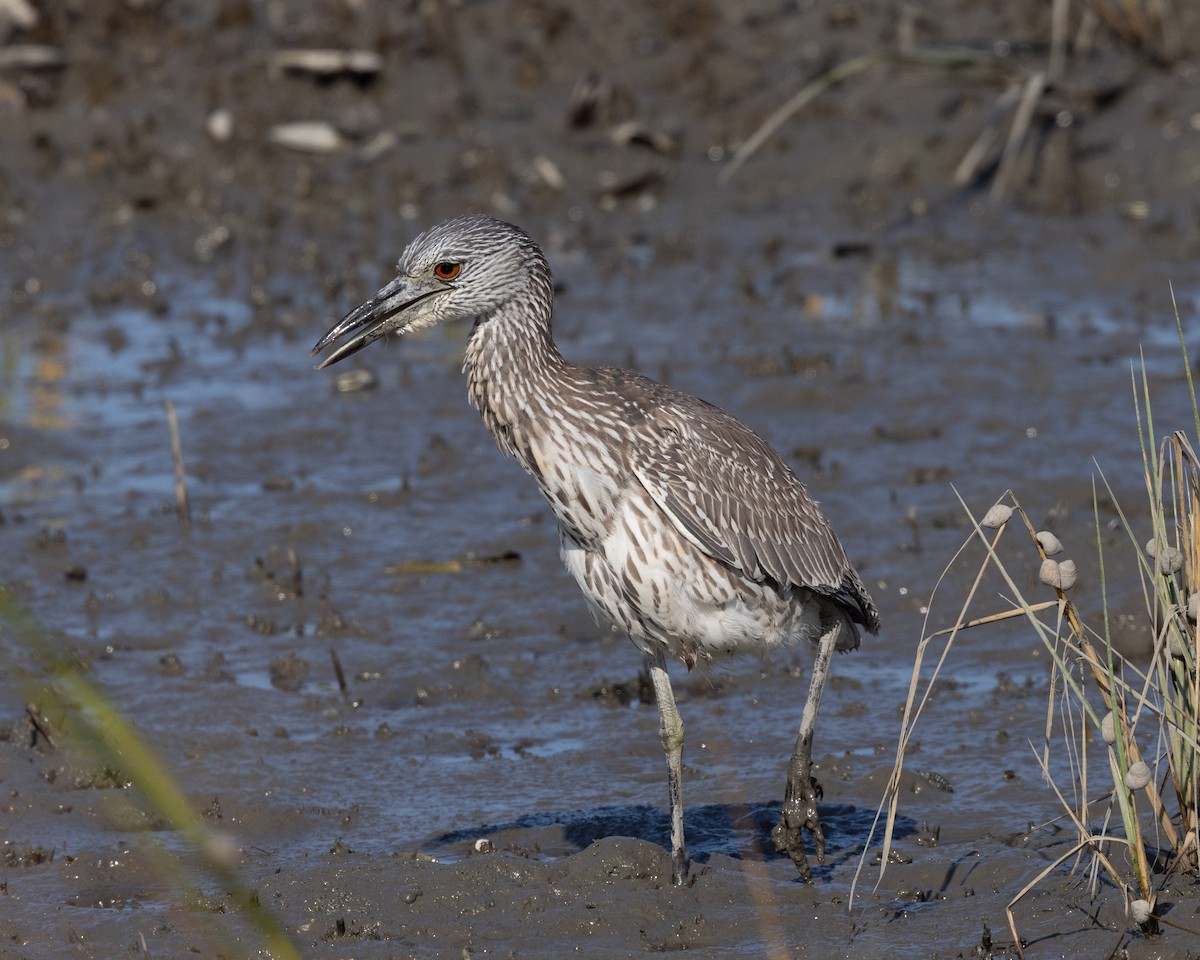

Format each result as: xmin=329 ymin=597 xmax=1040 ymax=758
xmin=1 ymin=1 xmax=1198 ymax=957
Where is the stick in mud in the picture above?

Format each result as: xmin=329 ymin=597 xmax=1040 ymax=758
xmin=164 ymin=399 xmax=190 ymax=527
xmin=330 ymin=647 xmax=350 ymax=701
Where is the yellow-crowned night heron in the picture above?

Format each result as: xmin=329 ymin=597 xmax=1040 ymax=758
xmin=311 ymin=215 xmax=879 ymax=885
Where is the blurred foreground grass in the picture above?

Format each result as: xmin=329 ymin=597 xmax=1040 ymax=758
xmin=1 ymin=588 xmax=303 ymax=960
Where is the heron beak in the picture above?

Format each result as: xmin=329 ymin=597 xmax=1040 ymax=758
xmin=310 ymin=276 xmax=444 ymax=369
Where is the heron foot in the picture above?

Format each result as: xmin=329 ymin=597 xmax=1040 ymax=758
xmin=669 ymin=846 xmax=689 ymax=886
xmin=771 ymin=773 xmax=824 ymax=883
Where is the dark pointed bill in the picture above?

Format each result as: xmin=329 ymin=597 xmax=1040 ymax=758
xmin=310 ymin=280 xmax=441 ymax=369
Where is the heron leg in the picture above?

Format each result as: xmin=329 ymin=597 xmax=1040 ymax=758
xmin=646 ymin=647 xmax=688 ymax=886
xmin=772 ymin=622 xmax=839 ymax=882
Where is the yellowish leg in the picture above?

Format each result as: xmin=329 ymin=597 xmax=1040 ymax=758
xmin=647 ymin=647 xmax=688 ymax=885
xmin=772 ymin=624 xmax=839 ymax=882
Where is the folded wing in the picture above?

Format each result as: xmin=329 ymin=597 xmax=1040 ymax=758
xmin=631 ymin=405 xmax=879 ymax=634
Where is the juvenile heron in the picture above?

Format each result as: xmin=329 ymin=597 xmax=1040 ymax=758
xmin=311 ymin=215 xmax=879 ymax=885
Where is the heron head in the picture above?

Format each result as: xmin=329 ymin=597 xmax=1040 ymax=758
xmin=310 ymin=215 xmax=548 ymax=368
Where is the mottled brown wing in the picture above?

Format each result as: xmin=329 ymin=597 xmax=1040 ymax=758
xmin=632 ymin=403 xmax=877 ymax=629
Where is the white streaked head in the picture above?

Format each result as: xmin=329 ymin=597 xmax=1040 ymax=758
xmin=311 ymin=215 xmax=551 ymax=368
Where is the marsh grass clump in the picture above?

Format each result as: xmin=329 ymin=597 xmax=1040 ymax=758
xmin=861 ymin=304 xmax=1200 ymax=956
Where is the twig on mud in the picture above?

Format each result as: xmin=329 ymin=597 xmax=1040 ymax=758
xmin=719 ymin=51 xmax=885 ymax=186
xmin=164 ymin=400 xmax=190 ymax=527
xmin=989 ymin=70 xmax=1046 ymax=206
xmin=24 ymin=701 xmax=56 ymax=749
xmin=287 ymin=547 xmax=304 ymax=598
xmin=1049 ymin=0 xmax=1071 ymax=82
xmin=331 ymin=648 xmax=350 ymax=700
xmin=720 ymin=46 xmax=1005 ymax=186
xmin=1074 ymin=7 xmax=1101 ymax=60
xmin=952 ymin=82 xmax=1024 ymax=188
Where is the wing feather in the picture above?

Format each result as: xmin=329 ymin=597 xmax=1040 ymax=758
xmin=631 ymin=402 xmax=879 ymax=633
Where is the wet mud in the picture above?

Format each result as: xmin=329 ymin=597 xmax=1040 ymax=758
xmin=2 ymin=1 xmax=1200 ymax=957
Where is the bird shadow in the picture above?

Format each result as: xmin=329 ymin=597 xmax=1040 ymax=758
xmin=424 ymin=800 xmax=919 ymax=880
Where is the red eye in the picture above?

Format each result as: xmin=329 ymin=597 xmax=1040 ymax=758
xmin=434 ymin=261 xmax=461 ymax=280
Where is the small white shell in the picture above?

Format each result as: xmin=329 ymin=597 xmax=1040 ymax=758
xmin=335 ymin=368 xmax=377 ymax=393
xmin=267 ymin=121 xmax=343 ymax=153
xmin=0 ymin=44 xmax=64 ymax=69
xmin=206 ymin=108 xmax=233 ymax=143
xmin=473 ymin=837 xmax=494 ymax=854
xmin=1100 ymin=711 xmax=1116 ymax=744
xmin=981 ymin=504 xmax=1012 ymax=528
xmin=1157 ymin=546 xmax=1183 ymax=574
xmin=1036 ymin=531 xmax=1063 ymax=556
xmin=609 ymin=120 xmax=679 ymax=155
xmin=1144 ymin=537 xmax=1159 ymax=558
xmin=1130 ymin=898 xmax=1152 ymax=925
xmin=271 ymin=49 xmax=382 ymax=77
xmin=1124 ymin=760 xmax=1151 ymax=791
xmin=0 ymin=0 xmax=39 ymax=30
xmin=1040 ymin=558 xmax=1077 ymax=590
xmin=1187 ymin=593 xmax=1200 ymax=624
xmin=532 ymin=154 xmax=565 ymax=190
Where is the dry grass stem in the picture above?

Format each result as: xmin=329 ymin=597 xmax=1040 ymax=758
xmin=872 ymin=311 xmax=1200 ymax=949
xmin=851 ymin=512 xmax=1006 ymax=904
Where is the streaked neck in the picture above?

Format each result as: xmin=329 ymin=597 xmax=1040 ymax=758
xmin=463 ymin=268 xmax=567 ymax=456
